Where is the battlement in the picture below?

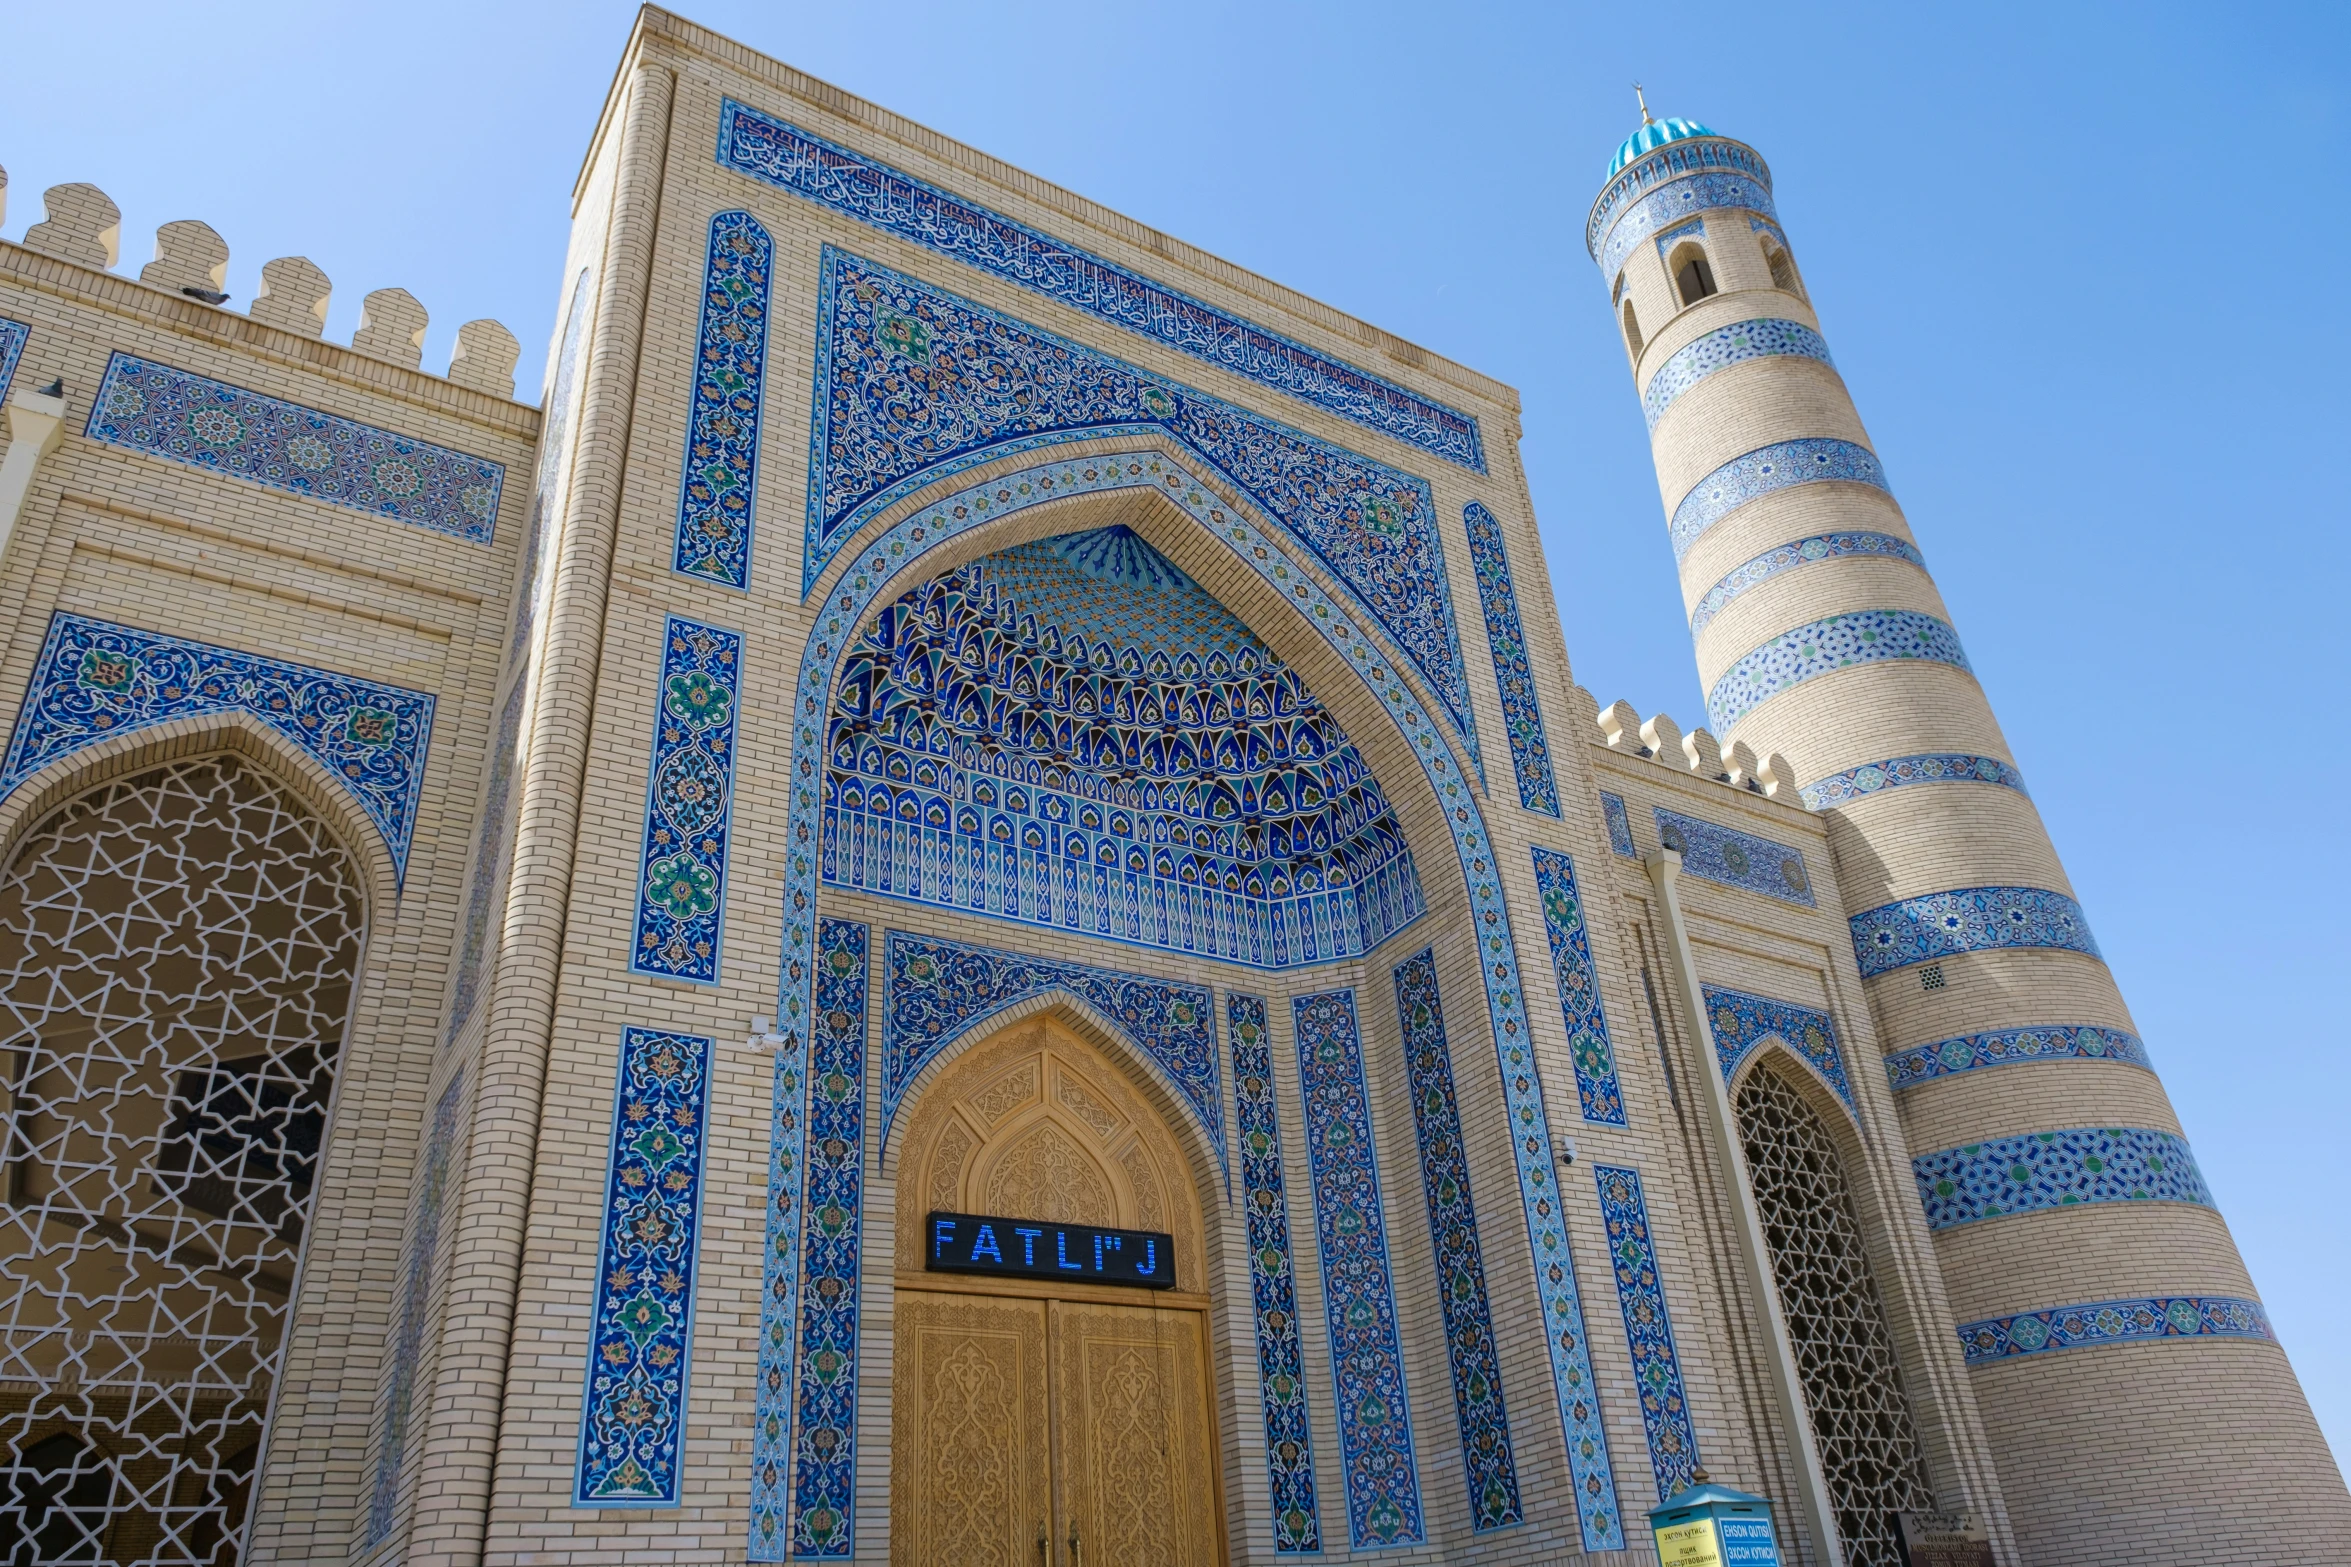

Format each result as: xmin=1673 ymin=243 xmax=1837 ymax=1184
xmin=1577 ymin=684 xmax=1800 ymax=804
xmin=1 ymin=170 xmax=522 ymax=400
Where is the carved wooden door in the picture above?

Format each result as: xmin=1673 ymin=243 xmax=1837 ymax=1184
xmin=892 ymin=1292 xmax=1052 ymax=1567
xmin=1049 ymin=1300 xmax=1219 ymax=1567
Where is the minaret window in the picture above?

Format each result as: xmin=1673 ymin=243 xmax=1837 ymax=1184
xmin=1670 ymin=243 xmax=1718 ymax=305
xmin=1763 ymin=241 xmax=1804 ymax=299
xmin=1621 ymin=298 xmax=1644 ymax=359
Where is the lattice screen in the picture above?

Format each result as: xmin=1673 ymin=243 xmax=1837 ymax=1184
xmin=0 ymin=756 xmax=362 ymax=1564
xmin=1736 ymin=1063 xmax=1932 ymax=1567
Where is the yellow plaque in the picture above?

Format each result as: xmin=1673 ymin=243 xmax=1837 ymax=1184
xmin=1655 ymin=1517 xmax=1725 ymax=1567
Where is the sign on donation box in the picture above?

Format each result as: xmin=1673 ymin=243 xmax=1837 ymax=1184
xmin=1649 ymin=1480 xmax=1782 ymax=1567
xmin=925 ymin=1211 xmax=1176 ymax=1289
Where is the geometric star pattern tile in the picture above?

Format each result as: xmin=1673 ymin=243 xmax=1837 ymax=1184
xmin=1956 ymin=1295 xmax=2274 ymax=1365
xmin=1912 ymin=1127 xmax=2210 ymax=1231
xmin=574 ymin=1027 xmax=713 ymax=1506
xmin=718 ymin=97 xmax=1485 ymax=473
xmin=1292 ymin=988 xmax=1424 ymax=1549
xmin=1592 ymin=1165 xmax=1701 ymax=1502
xmin=86 ymin=352 xmax=504 ymax=543
xmin=1850 ymin=885 xmax=2099 ymax=978
xmin=1884 ymin=1023 xmax=2150 ymax=1091
xmin=673 ymin=211 xmax=772 ymax=589
xmin=1228 ymin=993 xmax=1323 ymax=1554
xmin=1392 ymin=950 xmax=1521 ymax=1531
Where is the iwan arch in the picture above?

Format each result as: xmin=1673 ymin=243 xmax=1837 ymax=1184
xmin=0 ymin=8 xmax=2339 ymax=1567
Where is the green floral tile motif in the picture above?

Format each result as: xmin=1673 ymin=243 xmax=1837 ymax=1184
xmin=575 ymin=1028 xmax=712 ymax=1506
xmin=630 ymin=616 xmax=742 ymax=983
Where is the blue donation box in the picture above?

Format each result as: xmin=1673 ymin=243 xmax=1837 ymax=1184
xmin=1649 ymin=1482 xmax=1781 ymax=1567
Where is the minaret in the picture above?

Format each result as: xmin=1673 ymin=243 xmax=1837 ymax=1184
xmin=1589 ymin=109 xmax=2350 ymax=1561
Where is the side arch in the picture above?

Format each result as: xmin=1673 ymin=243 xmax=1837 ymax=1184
xmin=0 ymin=711 xmax=400 ymax=923
xmin=746 ymin=438 xmax=1625 ymax=1555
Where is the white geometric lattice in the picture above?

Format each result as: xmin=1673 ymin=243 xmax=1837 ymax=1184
xmin=1736 ymin=1063 xmax=1932 ymax=1567
xmin=0 ymin=757 xmax=361 ymax=1564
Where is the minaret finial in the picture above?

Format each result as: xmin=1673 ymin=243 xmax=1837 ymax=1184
xmin=1634 ymin=82 xmax=1654 ymax=125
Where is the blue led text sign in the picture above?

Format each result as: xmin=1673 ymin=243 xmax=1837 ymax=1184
xmin=925 ymin=1210 xmax=1176 ymax=1290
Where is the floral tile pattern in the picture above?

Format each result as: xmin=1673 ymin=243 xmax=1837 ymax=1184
xmin=575 ymin=1027 xmax=713 ymax=1506
xmin=1228 ymin=993 xmax=1322 ymax=1554
xmin=1643 ymin=318 xmax=1832 ymax=429
xmin=879 ymin=929 xmax=1221 ymax=1171
xmin=718 ymin=98 xmax=1484 ymax=473
xmin=673 ymin=211 xmax=772 ymax=589
xmin=1912 ymin=1127 xmax=2210 ymax=1231
xmin=1462 ymin=502 xmax=1559 ymax=816
xmin=787 ymin=920 xmax=867 ymax=1557
xmin=0 ymin=315 xmax=27 ymax=404
xmin=1701 ymin=985 xmax=1854 ymax=1109
xmin=1669 ymin=438 xmax=1888 ymax=560
xmin=1601 ymin=792 xmax=1637 ymax=857
xmin=757 ymin=449 xmax=1615 ymax=1554
xmin=365 ymin=1070 xmax=465 ymax=1546
xmin=1292 ymin=988 xmax=1424 ymax=1549
xmin=630 ymin=617 xmax=742 ymax=983
xmin=1689 ymin=530 xmax=1924 ymax=636
xmin=1531 ymin=847 xmax=1628 ymax=1126
xmin=1592 ymin=1165 xmax=1701 ymax=1501
xmin=1799 ymin=752 xmax=2027 ymax=811
xmin=801 ymin=249 xmax=1481 ymax=778
xmin=1392 ymin=950 xmax=1521 ymax=1531
xmin=1885 ymin=1023 xmax=2150 ymax=1091
xmin=86 ymin=353 xmax=503 ymax=542
xmin=0 ymin=612 xmax=434 ymax=877
xmin=1708 ymin=609 xmax=1970 ymax=733
xmin=1957 ymin=1295 xmax=2273 ymax=1364
xmin=1850 ymin=886 xmax=2099 ymax=978
xmin=1656 ymin=807 xmax=1813 ymax=906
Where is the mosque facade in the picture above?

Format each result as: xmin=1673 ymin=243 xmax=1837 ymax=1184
xmin=0 ymin=9 xmax=2341 ymax=1565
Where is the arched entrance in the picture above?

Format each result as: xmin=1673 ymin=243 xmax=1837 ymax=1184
xmin=890 ymin=1014 xmax=1222 ymax=1567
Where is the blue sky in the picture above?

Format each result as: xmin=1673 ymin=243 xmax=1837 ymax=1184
xmin=5 ymin=0 xmax=2345 ymax=1468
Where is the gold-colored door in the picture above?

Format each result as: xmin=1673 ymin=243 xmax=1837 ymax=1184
xmin=891 ymin=1017 xmax=1224 ymax=1567
xmin=1050 ymin=1300 xmax=1219 ymax=1567
xmin=893 ymin=1292 xmax=1052 ymax=1567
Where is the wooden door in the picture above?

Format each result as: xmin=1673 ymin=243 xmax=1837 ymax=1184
xmin=892 ymin=1292 xmax=1052 ymax=1567
xmin=1049 ymin=1300 xmax=1220 ymax=1567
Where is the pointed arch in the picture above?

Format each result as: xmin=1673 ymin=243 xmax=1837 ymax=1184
xmin=746 ymin=437 xmax=1624 ymax=1556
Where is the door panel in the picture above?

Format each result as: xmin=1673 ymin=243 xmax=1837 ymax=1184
xmin=1050 ymin=1300 xmax=1219 ymax=1567
xmin=892 ymin=1292 xmax=1052 ymax=1567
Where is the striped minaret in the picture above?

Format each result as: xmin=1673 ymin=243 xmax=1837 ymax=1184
xmin=1590 ymin=110 xmax=2349 ymax=1562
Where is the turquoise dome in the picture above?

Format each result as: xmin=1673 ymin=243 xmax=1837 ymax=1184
xmin=1609 ymin=115 xmax=1715 ymax=176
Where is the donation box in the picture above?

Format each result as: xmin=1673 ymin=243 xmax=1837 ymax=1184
xmin=1649 ymin=1481 xmax=1782 ymax=1567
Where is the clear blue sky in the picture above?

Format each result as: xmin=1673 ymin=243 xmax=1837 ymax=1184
xmin=5 ymin=0 xmax=2344 ymax=1469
